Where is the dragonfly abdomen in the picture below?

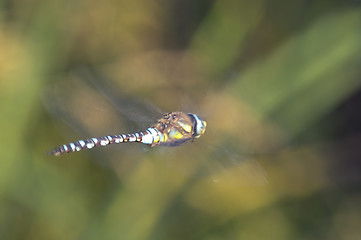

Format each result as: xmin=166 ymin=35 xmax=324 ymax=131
xmin=48 ymin=128 xmax=161 ymax=156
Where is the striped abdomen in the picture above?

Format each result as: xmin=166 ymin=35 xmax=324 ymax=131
xmin=48 ymin=128 xmax=162 ymax=156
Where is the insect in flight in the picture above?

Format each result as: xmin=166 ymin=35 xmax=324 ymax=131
xmin=45 ymin=67 xmax=266 ymax=185
xmin=48 ymin=112 xmax=207 ymax=156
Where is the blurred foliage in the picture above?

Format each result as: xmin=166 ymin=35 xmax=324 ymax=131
xmin=1 ymin=0 xmax=361 ymax=240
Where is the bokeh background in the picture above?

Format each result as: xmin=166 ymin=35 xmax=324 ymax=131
xmin=1 ymin=0 xmax=361 ymax=239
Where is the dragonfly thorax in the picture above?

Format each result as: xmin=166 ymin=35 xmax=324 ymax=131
xmin=151 ymin=112 xmax=207 ymax=147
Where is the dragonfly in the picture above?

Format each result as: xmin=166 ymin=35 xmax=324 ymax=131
xmin=44 ymin=66 xmax=266 ymax=185
xmin=48 ymin=111 xmax=207 ymax=156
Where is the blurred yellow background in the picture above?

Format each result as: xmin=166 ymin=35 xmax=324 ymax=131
xmin=1 ymin=0 xmax=361 ymax=239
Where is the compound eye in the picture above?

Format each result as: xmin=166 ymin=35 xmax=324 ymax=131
xmin=188 ymin=113 xmax=207 ymax=137
xmin=196 ymin=120 xmax=207 ymax=137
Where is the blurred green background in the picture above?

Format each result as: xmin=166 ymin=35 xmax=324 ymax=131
xmin=1 ymin=0 xmax=361 ymax=239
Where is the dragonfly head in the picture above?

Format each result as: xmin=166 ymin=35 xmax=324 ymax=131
xmin=188 ymin=113 xmax=207 ymax=138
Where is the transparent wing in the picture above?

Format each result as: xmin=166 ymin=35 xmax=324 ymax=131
xmin=44 ymin=66 xmax=163 ymax=134
xmin=43 ymin=66 xmax=166 ymax=163
xmin=74 ymin=66 xmax=164 ymax=125
xmin=200 ymin=145 xmax=268 ymax=186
